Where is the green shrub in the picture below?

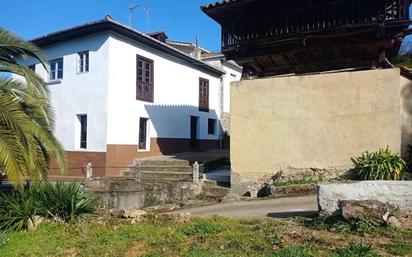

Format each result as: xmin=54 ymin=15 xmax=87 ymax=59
xmin=353 ymin=147 xmax=408 ymax=180
xmin=36 ymin=182 xmax=97 ymax=223
xmin=0 ymin=182 xmax=97 ymax=232
xmin=0 ymin=186 xmax=40 ymax=232
xmin=330 ymin=242 xmax=380 ymax=257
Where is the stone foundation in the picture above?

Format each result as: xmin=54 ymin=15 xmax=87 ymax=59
xmin=86 ymin=177 xmax=202 ymax=210
xmin=231 ymin=166 xmax=349 ymax=194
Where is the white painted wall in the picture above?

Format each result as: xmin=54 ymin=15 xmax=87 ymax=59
xmin=203 ymin=58 xmax=242 ymax=114
xmin=222 ymin=62 xmax=242 ymax=113
xmin=106 ymin=33 xmax=222 ymax=146
xmin=21 ymin=33 xmax=110 ymax=152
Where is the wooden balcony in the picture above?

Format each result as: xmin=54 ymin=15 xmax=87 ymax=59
xmin=203 ymin=0 xmax=412 ymax=77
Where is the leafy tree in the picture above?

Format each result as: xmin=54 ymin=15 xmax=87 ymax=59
xmin=0 ymin=28 xmax=66 ymax=185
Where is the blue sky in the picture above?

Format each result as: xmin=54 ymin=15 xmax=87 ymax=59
xmin=2 ymin=1 xmax=412 ymax=53
xmin=0 ymin=0 xmax=221 ymax=52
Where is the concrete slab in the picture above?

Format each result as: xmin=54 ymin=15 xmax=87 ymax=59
xmin=173 ymin=195 xmax=318 ymax=218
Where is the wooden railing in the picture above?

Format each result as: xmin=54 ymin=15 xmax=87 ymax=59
xmin=222 ymin=0 xmax=410 ymax=48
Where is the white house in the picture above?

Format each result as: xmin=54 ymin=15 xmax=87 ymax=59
xmin=20 ymin=16 xmax=241 ymax=177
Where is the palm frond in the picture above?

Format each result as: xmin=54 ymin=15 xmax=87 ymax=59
xmin=0 ymin=60 xmax=50 ymax=99
xmin=0 ymin=28 xmax=48 ymax=71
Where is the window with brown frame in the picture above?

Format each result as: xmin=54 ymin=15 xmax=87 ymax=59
xmin=199 ymin=78 xmax=209 ymax=112
xmin=136 ymin=55 xmax=154 ymax=102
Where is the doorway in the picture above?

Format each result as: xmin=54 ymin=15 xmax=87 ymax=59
xmin=190 ymin=116 xmax=199 ymax=148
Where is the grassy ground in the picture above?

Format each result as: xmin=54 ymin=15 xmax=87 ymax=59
xmin=0 ymin=215 xmax=411 ymax=257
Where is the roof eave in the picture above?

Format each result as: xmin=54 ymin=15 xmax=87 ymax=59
xmin=30 ymin=19 xmax=224 ymax=77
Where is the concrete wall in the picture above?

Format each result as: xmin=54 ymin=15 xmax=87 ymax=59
xmin=400 ymin=75 xmax=412 ymax=157
xmin=231 ymin=69 xmax=401 ymax=192
xmin=318 ymin=181 xmax=412 ymax=215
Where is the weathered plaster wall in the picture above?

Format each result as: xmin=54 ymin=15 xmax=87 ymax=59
xmin=400 ymin=75 xmax=412 ymax=158
xmin=230 ymin=69 xmax=401 ymax=193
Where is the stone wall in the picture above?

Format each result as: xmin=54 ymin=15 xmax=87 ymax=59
xmin=318 ymin=181 xmax=412 ymax=215
xmin=85 ymin=173 xmax=202 ymax=210
xmin=230 ymin=69 xmax=401 ymax=193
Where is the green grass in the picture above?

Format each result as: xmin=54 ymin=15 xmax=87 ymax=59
xmin=0 ymin=216 xmax=409 ymax=257
xmin=330 ymin=242 xmax=381 ymax=257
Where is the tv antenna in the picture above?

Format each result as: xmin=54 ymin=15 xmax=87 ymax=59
xmin=128 ymin=4 xmax=140 ymax=27
xmin=144 ymin=5 xmax=150 ymax=31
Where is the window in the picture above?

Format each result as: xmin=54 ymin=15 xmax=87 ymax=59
xmin=199 ymin=78 xmax=209 ymax=112
xmin=139 ymin=118 xmax=148 ymax=150
xmin=78 ymin=115 xmax=87 ymax=149
xmin=136 ymin=55 xmax=154 ymax=102
xmin=78 ymin=51 xmax=89 ymax=73
xmin=28 ymin=65 xmax=35 ymax=71
xmin=208 ymin=119 xmax=216 ymax=134
xmin=50 ymin=58 xmax=63 ymax=80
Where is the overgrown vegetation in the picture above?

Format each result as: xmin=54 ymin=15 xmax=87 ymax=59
xmin=0 ymin=216 xmax=409 ymax=257
xmin=0 ymin=182 xmax=96 ymax=232
xmin=300 ymin=215 xmax=391 ymax=236
xmin=272 ymin=177 xmax=321 ymax=187
xmin=353 ymin=147 xmax=409 ymax=180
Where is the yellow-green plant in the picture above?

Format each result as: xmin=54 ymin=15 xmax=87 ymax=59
xmin=354 ymin=147 xmax=407 ymax=181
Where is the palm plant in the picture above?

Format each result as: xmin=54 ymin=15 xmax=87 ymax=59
xmin=0 ymin=28 xmax=67 ymax=184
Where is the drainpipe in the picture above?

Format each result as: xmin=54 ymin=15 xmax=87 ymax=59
xmin=219 ymin=75 xmax=224 ymax=150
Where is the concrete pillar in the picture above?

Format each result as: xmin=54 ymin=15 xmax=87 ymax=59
xmin=86 ymin=163 xmax=93 ymax=179
xmin=193 ymin=162 xmax=199 ymax=184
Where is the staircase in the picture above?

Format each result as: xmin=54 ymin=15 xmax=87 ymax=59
xmin=122 ymin=158 xmax=196 ymax=182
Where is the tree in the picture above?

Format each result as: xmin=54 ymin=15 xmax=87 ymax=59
xmin=0 ymin=28 xmax=67 ymax=185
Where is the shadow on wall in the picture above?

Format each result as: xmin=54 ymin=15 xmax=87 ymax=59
xmin=401 ymin=77 xmax=412 ymax=158
xmin=145 ymin=104 xmax=222 ymax=155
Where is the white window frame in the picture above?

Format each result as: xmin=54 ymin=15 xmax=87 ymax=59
xmin=49 ymin=58 xmax=63 ymax=81
xmin=77 ymin=51 xmax=89 ymax=74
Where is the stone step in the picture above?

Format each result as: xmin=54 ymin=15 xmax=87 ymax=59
xmin=122 ymin=170 xmax=137 ymax=178
xmin=203 ymin=179 xmax=218 ymax=186
xmin=139 ymin=166 xmax=192 ymax=173
xmin=140 ymin=171 xmax=193 ymax=182
xmin=136 ymin=159 xmax=191 ymax=167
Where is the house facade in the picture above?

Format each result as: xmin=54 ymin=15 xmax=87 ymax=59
xmin=20 ymin=16 xmax=236 ymax=178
